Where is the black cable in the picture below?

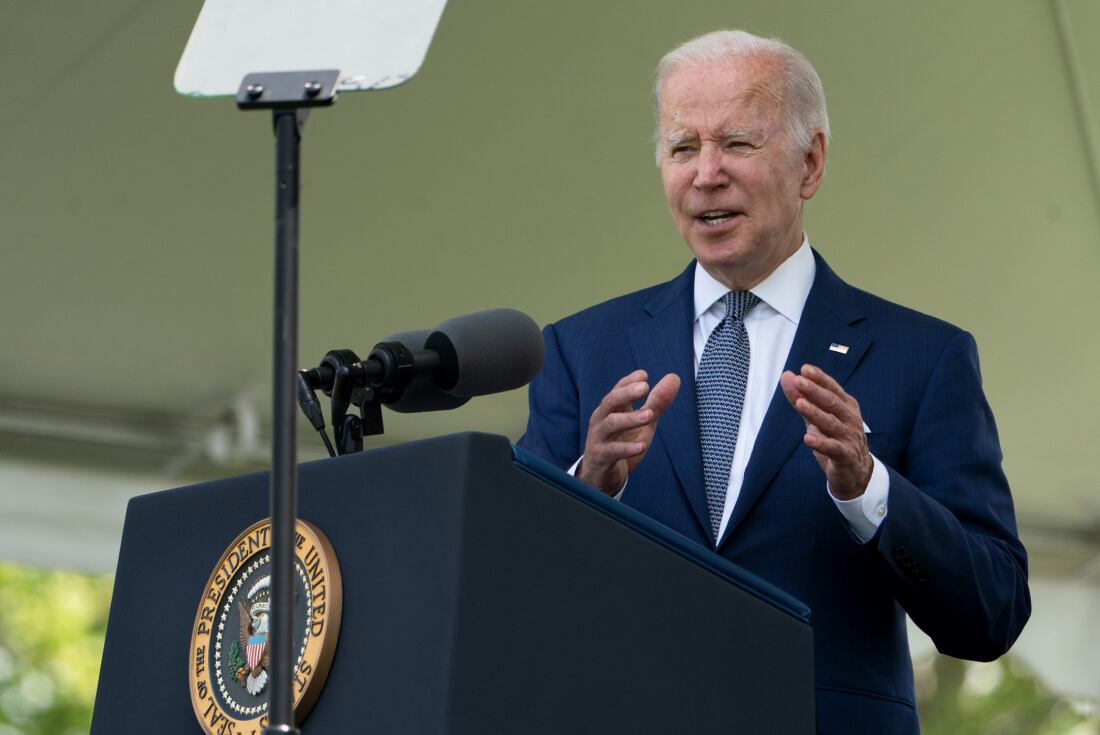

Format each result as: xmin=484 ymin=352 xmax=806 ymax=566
xmin=317 ymin=427 xmax=335 ymax=458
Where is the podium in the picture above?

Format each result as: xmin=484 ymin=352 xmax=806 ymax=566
xmin=91 ymin=432 xmax=815 ymax=733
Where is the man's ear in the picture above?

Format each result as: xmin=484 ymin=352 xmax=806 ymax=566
xmin=800 ymin=130 xmax=827 ymax=200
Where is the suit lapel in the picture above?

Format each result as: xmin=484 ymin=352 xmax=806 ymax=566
xmin=717 ymin=252 xmax=871 ymax=549
xmin=627 ymin=264 xmax=712 ymax=537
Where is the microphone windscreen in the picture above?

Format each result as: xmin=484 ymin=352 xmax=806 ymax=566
xmin=380 ymin=329 xmax=471 ymax=413
xmin=425 ymin=308 xmax=544 ymax=398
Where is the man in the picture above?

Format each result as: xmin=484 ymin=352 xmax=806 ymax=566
xmin=518 ymin=29 xmax=1029 ymax=735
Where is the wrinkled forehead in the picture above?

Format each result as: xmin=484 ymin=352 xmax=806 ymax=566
xmin=658 ymin=56 xmax=786 ymax=130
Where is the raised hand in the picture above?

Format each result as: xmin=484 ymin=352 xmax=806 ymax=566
xmin=780 ymin=364 xmax=872 ymax=500
xmin=577 ymin=370 xmax=681 ymax=496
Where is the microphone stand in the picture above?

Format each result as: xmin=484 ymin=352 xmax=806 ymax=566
xmin=235 ymin=70 xmax=338 ymax=735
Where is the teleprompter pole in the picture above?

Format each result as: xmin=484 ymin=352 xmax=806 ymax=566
xmin=235 ymin=70 xmax=339 ymax=735
xmin=266 ymin=106 xmax=302 ymax=735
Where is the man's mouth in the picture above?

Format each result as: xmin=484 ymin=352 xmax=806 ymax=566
xmin=696 ymin=210 xmax=741 ymax=226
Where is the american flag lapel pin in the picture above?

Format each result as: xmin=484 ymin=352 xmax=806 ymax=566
xmin=829 ymin=343 xmax=849 ymax=355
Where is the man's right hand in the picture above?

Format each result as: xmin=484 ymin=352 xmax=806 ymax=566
xmin=577 ymin=370 xmax=681 ymax=496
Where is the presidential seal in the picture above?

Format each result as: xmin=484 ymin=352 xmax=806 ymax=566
xmin=188 ymin=519 xmax=342 ymax=735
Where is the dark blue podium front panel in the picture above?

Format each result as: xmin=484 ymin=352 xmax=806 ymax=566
xmin=92 ymin=432 xmax=813 ymax=734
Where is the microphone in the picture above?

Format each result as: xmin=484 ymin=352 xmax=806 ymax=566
xmin=297 ymin=308 xmax=543 ymax=454
xmin=302 ymin=307 xmax=544 ymax=405
xmin=423 ymin=308 xmax=545 ymax=398
xmin=378 ymin=329 xmax=470 ymax=413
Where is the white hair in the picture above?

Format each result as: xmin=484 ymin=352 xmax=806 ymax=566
xmin=653 ymin=29 xmax=830 ymax=162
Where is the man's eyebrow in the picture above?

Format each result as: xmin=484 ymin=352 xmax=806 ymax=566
xmin=665 ymin=133 xmax=697 ymax=146
xmin=721 ymin=128 xmax=760 ymax=139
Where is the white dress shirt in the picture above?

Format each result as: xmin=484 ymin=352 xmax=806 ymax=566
xmin=572 ymin=237 xmax=889 ymax=543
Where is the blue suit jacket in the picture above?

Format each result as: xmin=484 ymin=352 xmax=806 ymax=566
xmin=518 ymin=252 xmax=1030 ymax=734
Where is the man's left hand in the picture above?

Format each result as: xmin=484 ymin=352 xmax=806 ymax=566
xmin=779 ymin=364 xmax=872 ymax=500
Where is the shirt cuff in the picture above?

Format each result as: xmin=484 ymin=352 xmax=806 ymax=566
xmin=828 ymin=455 xmax=889 ymax=543
xmin=567 ymin=455 xmax=626 ymax=500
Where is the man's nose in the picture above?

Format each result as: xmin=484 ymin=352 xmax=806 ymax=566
xmin=693 ymin=146 xmax=729 ymax=190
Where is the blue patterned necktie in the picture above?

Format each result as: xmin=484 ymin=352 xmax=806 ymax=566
xmin=697 ymin=290 xmax=760 ymax=543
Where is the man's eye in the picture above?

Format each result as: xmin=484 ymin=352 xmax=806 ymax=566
xmin=670 ymin=145 xmax=694 ymax=156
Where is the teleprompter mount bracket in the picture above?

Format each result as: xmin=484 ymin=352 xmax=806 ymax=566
xmin=236 ymin=70 xmax=341 ymax=110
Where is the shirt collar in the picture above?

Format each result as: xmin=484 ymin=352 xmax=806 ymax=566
xmin=693 ymin=235 xmax=816 ymax=325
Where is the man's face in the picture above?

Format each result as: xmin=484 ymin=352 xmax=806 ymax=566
xmin=658 ymin=55 xmax=823 ymax=290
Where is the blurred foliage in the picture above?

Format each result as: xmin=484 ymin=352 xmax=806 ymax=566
xmin=917 ymin=654 xmax=1099 ymax=735
xmin=0 ymin=562 xmax=111 ymax=735
xmin=0 ymin=561 xmax=1098 ymax=734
